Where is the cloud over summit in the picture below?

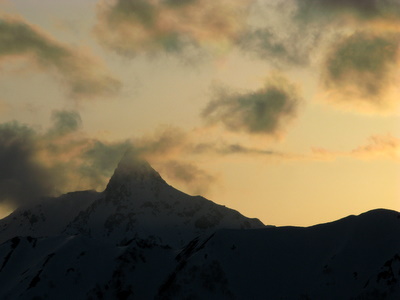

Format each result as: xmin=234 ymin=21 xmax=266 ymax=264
xmin=0 ymin=111 xmax=131 ymax=207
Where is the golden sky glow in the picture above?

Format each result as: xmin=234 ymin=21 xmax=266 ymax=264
xmin=0 ymin=0 xmax=399 ymax=226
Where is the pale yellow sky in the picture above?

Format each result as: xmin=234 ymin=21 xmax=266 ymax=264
xmin=0 ymin=0 xmax=399 ymax=226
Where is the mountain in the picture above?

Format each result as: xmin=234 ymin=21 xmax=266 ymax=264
xmin=65 ymin=155 xmax=264 ymax=247
xmin=0 ymin=190 xmax=100 ymax=245
xmin=0 ymin=154 xmax=399 ymax=299
xmin=159 ymin=209 xmax=400 ymax=299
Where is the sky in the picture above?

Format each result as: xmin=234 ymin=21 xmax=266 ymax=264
xmin=0 ymin=0 xmax=399 ymax=226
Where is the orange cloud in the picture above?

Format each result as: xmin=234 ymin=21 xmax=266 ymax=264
xmin=312 ymin=134 xmax=400 ymax=161
xmin=351 ymin=134 xmax=400 ymax=160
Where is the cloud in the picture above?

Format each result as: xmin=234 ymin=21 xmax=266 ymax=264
xmin=190 ymin=141 xmax=284 ymax=156
xmin=0 ymin=111 xmax=308 ymax=208
xmin=131 ymin=126 xmax=300 ymax=160
xmin=94 ymin=0 xmax=254 ymax=56
xmin=126 ymin=126 xmax=306 ymax=194
xmin=215 ymin=143 xmax=284 ymax=156
xmin=0 ymin=112 xmax=130 ymax=207
xmin=158 ymin=160 xmax=215 ymax=195
xmin=0 ymin=120 xmax=214 ymax=207
xmin=133 ymin=126 xmax=187 ymax=157
xmin=351 ymin=134 xmax=400 ymax=160
xmin=128 ymin=127 xmax=216 ymax=194
xmin=77 ymin=140 xmax=132 ymax=187
xmin=238 ymin=27 xmax=322 ymax=67
xmin=47 ymin=110 xmax=82 ymax=137
xmin=237 ymin=0 xmax=400 ymax=70
xmin=0 ymin=122 xmax=55 ymax=207
xmin=201 ymin=74 xmax=301 ymax=136
xmin=321 ymin=31 xmax=400 ymax=112
xmin=312 ymin=134 xmax=400 ymax=161
xmin=237 ymin=0 xmax=326 ymax=67
xmin=0 ymin=16 xmax=121 ymax=100
xmin=295 ymin=0 xmax=400 ymax=22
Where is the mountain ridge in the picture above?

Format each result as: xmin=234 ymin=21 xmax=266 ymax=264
xmin=0 ymin=156 xmax=398 ymax=299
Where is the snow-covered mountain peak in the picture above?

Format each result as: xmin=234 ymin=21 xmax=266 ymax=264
xmin=104 ymin=152 xmax=166 ymax=196
xmin=65 ymin=155 xmax=264 ymax=246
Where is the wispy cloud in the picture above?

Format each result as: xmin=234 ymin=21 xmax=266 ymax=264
xmin=190 ymin=141 xmax=286 ymax=157
xmin=94 ymin=0 xmax=254 ymax=56
xmin=237 ymin=0 xmax=326 ymax=67
xmin=132 ymin=126 xmax=188 ymax=158
xmin=201 ymin=74 xmax=302 ymax=136
xmin=0 ymin=16 xmax=121 ymax=100
xmin=351 ymin=134 xmax=400 ymax=160
xmin=238 ymin=27 xmax=322 ymax=67
xmin=312 ymin=134 xmax=400 ymax=161
xmin=158 ymin=160 xmax=216 ymax=195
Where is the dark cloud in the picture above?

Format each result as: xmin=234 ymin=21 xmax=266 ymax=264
xmin=0 ymin=122 xmax=55 ymax=206
xmin=0 ymin=16 xmax=121 ymax=100
xmin=190 ymin=142 xmax=283 ymax=156
xmin=94 ymin=0 xmax=253 ymax=56
xmin=164 ymin=0 xmax=198 ymax=7
xmin=0 ymin=111 xmax=130 ymax=207
xmin=217 ymin=143 xmax=283 ymax=156
xmin=295 ymin=0 xmax=400 ymax=22
xmin=159 ymin=160 xmax=215 ymax=195
xmin=48 ymin=110 xmax=82 ymax=137
xmin=202 ymin=75 xmax=301 ymax=136
xmin=322 ymin=31 xmax=399 ymax=110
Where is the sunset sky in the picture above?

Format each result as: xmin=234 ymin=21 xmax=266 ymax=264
xmin=0 ymin=0 xmax=399 ymax=226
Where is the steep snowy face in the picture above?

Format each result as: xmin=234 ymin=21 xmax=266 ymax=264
xmin=66 ymin=155 xmax=264 ymax=246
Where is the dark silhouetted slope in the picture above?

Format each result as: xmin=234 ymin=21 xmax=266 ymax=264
xmin=0 ymin=155 xmax=399 ymax=299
